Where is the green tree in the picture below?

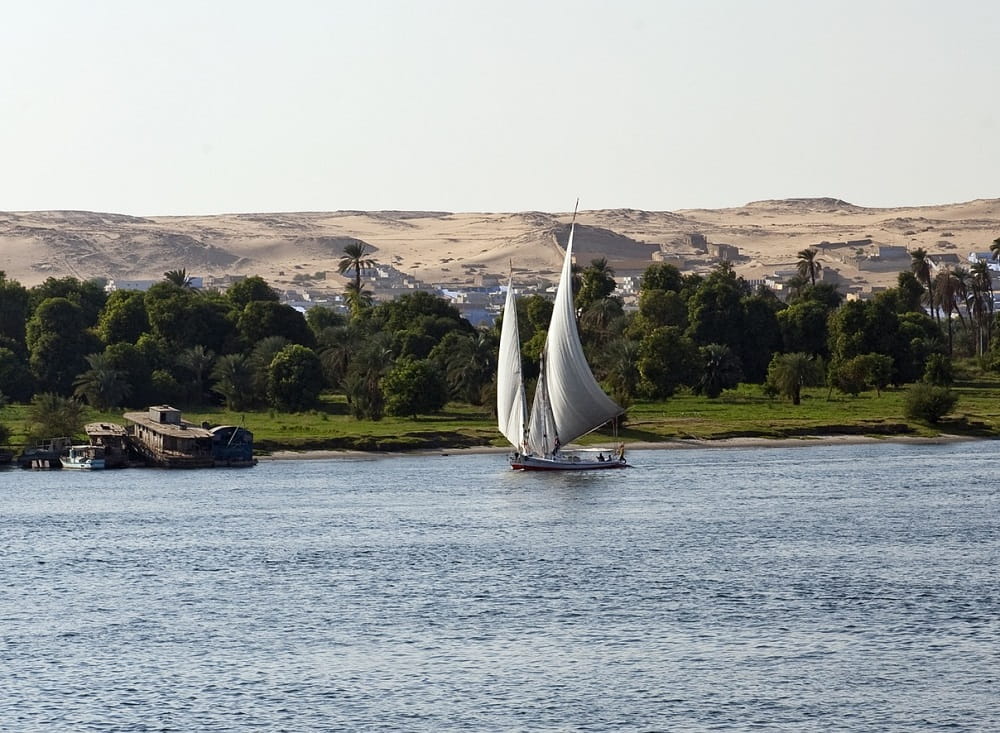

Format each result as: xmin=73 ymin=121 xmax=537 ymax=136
xmin=96 ymin=289 xmax=149 ymax=345
xmin=383 ymin=358 xmax=449 ymax=417
xmin=226 ymin=275 xmax=279 ymax=310
xmin=686 ymin=262 xmax=747 ymax=351
xmin=145 ymin=282 xmax=236 ymax=353
xmin=306 ymin=306 xmax=347 ymax=336
xmin=766 ymin=352 xmax=824 ymax=405
xmin=25 ymin=297 xmax=96 ymax=394
xmin=266 ymin=344 xmax=324 ymax=411
xmin=73 ymin=352 xmax=132 ymax=409
xmin=237 ymin=301 xmax=314 ymax=348
xmin=28 ymin=277 xmax=107 ymax=326
xmin=637 ymin=326 xmax=699 ymax=399
xmin=0 ymin=272 xmax=30 ymax=347
xmin=778 ymin=300 xmax=830 ymax=357
xmin=640 ymin=262 xmax=684 ymax=293
xmin=0 ymin=346 xmax=33 ymax=402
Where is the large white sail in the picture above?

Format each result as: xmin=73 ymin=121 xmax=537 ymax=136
xmin=496 ymin=277 xmax=528 ymax=449
xmin=543 ymin=220 xmax=623 ymax=445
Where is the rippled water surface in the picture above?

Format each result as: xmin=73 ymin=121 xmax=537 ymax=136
xmin=2 ymin=443 xmax=998 ymax=730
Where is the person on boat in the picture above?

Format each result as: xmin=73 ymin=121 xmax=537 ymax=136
xmin=597 ymin=453 xmax=605 ymax=462
xmin=617 ymin=442 xmax=626 ymax=461
xmin=553 ymin=436 xmax=560 ymax=456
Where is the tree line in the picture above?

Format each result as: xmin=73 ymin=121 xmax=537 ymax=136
xmin=2 ymin=239 xmax=999 ymax=441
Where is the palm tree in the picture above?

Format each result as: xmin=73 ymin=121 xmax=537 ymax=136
xmin=699 ymin=343 xmax=743 ymax=398
xmin=164 ymin=268 xmax=196 ymax=289
xmin=343 ymin=281 xmax=374 ymax=317
xmin=933 ymin=269 xmax=966 ymax=354
xmin=796 ymin=248 xmax=822 ymax=286
xmin=73 ymin=353 xmax=131 ymax=409
xmin=345 ymin=334 xmax=394 ymax=420
xmin=910 ymin=248 xmax=937 ymax=321
xmin=177 ymin=344 xmax=216 ymax=404
xmin=338 ymin=241 xmax=376 ymax=293
xmin=210 ymin=353 xmax=255 ymax=410
xmin=766 ymin=352 xmax=823 ymax=405
xmin=317 ymin=324 xmax=362 ymax=394
xmin=444 ymin=331 xmax=497 ymax=405
xmin=27 ymin=392 xmax=87 ymax=441
xmin=970 ymin=260 xmax=994 ymax=355
xmin=601 ymin=337 xmax=641 ymax=406
xmin=990 ymin=236 xmax=1000 ymax=262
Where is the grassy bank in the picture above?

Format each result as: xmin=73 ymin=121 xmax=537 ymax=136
xmin=4 ymin=377 xmax=1000 ymax=454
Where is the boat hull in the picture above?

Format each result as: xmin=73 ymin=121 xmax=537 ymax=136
xmin=511 ymin=455 xmax=628 ymax=471
xmin=61 ymin=458 xmax=106 ymax=470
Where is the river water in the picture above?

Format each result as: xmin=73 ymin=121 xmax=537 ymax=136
xmin=2 ymin=442 xmax=998 ymax=731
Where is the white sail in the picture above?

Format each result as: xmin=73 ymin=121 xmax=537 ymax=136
xmin=525 ymin=354 xmax=558 ymax=457
xmin=542 ymin=220 xmax=623 ymax=445
xmin=496 ymin=277 xmax=528 ymax=449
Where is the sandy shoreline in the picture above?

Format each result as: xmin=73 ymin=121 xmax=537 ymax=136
xmin=259 ymin=433 xmax=977 ymax=461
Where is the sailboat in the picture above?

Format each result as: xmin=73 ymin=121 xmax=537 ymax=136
xmin=497 ymin=205 xmax=628 ymax=471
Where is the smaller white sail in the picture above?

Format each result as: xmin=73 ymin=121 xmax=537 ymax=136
xmin=496 ymin=277 xmax=528 ymax=449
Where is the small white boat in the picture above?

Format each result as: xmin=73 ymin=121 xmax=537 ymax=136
xmin=60 ymin=445 xmax=106 ymax=470
xmin=498 ymin=202 xmax=628 ymax=471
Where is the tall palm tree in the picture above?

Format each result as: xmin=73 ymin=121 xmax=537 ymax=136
xmin=969 ymin=260 xmax=994 ymax=355
xmin=338 ymin=241 xmax=376 ymax=292
xmin=933 ymin=269 xmax=965 ymax=354
xmin=73 ymin=353 xmax=131 ymax=409
xmin=972 ymin=260 xmax=994 ymax=354
xmin=796 ymin=248 xmax=822 ymax=286
xmin=910 ymin=248 xmax=937 ymax=321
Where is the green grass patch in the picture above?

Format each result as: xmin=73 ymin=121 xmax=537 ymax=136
xmin=5 ymin=377 xmax=1000 ymax=453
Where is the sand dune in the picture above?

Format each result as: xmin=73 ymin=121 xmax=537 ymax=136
xmin=1 ymin=198 xmax=998 ymax=293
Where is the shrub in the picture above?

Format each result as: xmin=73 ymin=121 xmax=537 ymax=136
xmin=903 ymin=383 xmax=957 ymax=424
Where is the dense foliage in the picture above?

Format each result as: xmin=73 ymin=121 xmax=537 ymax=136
xmin=4 ymin=239 xmax=998 ymax=444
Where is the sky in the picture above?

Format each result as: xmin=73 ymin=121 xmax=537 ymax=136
xmin=1 ymin=0 xmax=998 ymax=216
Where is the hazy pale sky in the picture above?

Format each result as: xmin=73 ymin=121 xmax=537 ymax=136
xmin=2 ymin=0 xmax=997 ymax=216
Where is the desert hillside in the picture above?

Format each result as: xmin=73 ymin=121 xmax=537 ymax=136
xmin=1 ymin=198 xmax=998 ymax=294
